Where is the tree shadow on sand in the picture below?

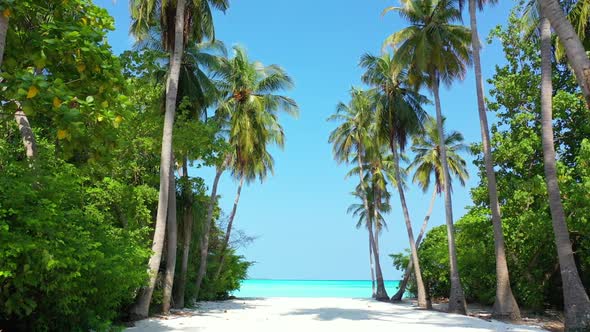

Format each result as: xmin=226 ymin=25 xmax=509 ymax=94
xmin=284 ymin=307 xmax=391 ymax=321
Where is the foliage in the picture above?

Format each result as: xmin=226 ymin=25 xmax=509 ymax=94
xmin=0 ymin=1 xmax=252 ymax=330
xmin=0 ymin=139 xmax=153 ymax=331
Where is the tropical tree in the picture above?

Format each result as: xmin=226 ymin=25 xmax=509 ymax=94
xmin=384 ymin=0 xmax=472 ymax=314
xmin=328 ymin=88 xmax=390 ymax=300
xmin=455 ymin=0 xmax=522 ymax=318
xmin=359 ymin=53 xmax=430 ymax=307
xmin=194 ymin=46 xmax=299 ymax=298
xmin=128 ymin=0 xmax=229 ymax=318
xmin=538 ymin=8 xmax=590 ymax=330
xmin=392 ymin=117 xmax=469 ymax=301
xmin=539 ymin=0 xmax=590 ymax=108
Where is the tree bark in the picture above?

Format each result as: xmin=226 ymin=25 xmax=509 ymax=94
xmin=371 ymin=189 xmax=389 ymax=300
xmin=368 ymin=212 xmax=388 ymax=301
xmin=390 ymin=142 xmax=429 ymax=308
xmin=173 ymin=159 xmax=191 ymax=309
xmin=14 ymin=108 xmax=37 ymax=159
xmin=391 ymin=186 xmax=436 ymax=302
xmin=194 ymin=156 xmax=228 ymax=300
xmin=539 ymin=15 xmax=590 ymax=331
xmin=539 ymin=0 xmax=590 ymax=108
xmin=213 ymin=174 xmax=245 ymax=280
xmin=369 ymin=232 xmax=376 ymax=298
xmin=0 ymin=12 xmax=9 ymax=67
xmin=432 ymin=78 xmax=467 ymax=315
xmin=129 ymin=0 xmax=186 ymax=319
xmin=468 ymin=0 xmax=521 ymax=320
xmin=162 ymin=156 xmax=178 ymax=314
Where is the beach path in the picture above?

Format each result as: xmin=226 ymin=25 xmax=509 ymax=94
xmin=126 ymin=297 xmax=545 ymax=331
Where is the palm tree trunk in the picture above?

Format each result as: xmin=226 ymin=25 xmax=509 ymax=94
xmin=173 ymin=159 xmax=191 ymax=309
xmin=391 ymin=186 xmax=436 ymax=302
xmin=372 ymin=190 xmax=389 ymax=300
xmin=369 ymin=214 xmax=388 ymax=301
xmin=0 ymin=12 xmax=9 ymax=67
xmin=468 ymin=0 xmax=520 ymax=320
xmin=162 ymin=156 xmax=178 ymax=314
xmin=432 ymin=78 xmax=467 ymax=315
xmin=194 ymin=156 xmax=228 ymax=300
xmin=369 ymin=233 xmax=376 ymax=298
xmin=390 ymin=142 xmax=428 ymax=308
xmin=356 ymin=144 xmax=388 ymax=300
xmin=539 ymin=0 xmax=590 ymax=108
xmin=213 ymin=174 xmax=245 ymax=280
xmin=14 ymin=108 xmax=36 ymax=159
xmin=540 ymin=15 xmax=590 ymax=331
xmin=129 ymin=0 xmax=186 ymax=319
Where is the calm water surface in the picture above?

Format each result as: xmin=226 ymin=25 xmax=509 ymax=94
xmin=232 ymin=279 xmax=401 ymax=298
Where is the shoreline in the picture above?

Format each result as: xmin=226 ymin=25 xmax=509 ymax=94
xmin=126 ymin=297 xmax=549 ymax=331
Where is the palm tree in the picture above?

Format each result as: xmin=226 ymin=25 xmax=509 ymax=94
xmin=538 ymin=8 xmax=590 ymax=330
xmin=171 ymin=40 xmax=227 ymax=310
xmin=360 ymin=53 xmax=430 ymax=307
xmin=328 ymin=88 xmax=390 ymax=300
xmin=384 ymin=0 xmax=472 ymax=314
xmin=392 ymin=117 xmax=469 ymax=301
xmin=539 ymin=0 xmax=590 ymax=108
xmin=521 ymin=3 xmax=590 ymax=327
xmin=455 ymin=0 xmax=521 ymax=319
xmin=194 ymin=46 xmax=299 ymax=298
xmin=128 ymin=0 xmax=228 ymax=318
xmin=347 ymin=181 xmax=392 ymax=301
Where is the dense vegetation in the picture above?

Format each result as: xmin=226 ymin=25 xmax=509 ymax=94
xmin=0 ymin=0 xmax=295 ymax=330
xmin=329 ymin=0 xmax=590 ymax=329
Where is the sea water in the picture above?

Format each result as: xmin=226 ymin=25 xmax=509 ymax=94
xmin=232 ymin=279 xmax=401 ymax=298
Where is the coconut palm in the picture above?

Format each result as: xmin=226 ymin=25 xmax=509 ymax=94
xmin=522 ymin=2 xmax=590 ymax=328
xmin=214 ymin=135 xmax=282 ymax=281
xmin=454 ymin=0 xmax=522 ymax=318
xmin=193 ymin=46 xmax=299 ymax=298
xmin=539 ymin=0 xmax=590 ymax=107
xmin=128 ymin=0 xmax=228 ymax=317
xmin=360 ymin=53 xmax=430 ymax=307
xmin=384 ymin=0 xmax=472 ymax=314
xmin=391 ymin=117 xmax=469 ymax=301
xmin=329 ymin=88 xmax=391 ymax=300
xmin=540 ymin=14 xmax=590 ymax=331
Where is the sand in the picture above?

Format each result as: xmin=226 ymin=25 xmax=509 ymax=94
xmin=126 ymin=297 xmax=546 ymax=331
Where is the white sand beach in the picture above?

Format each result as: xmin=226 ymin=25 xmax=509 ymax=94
xmin=126 ymin=297 xmax=546 ymax=331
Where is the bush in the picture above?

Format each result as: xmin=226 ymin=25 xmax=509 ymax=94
xmin=0 ymin=140 xmax=152 ymax=331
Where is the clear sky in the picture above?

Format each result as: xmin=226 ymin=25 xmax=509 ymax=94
xmin=96 ymin=0 xmax=514 ymax=280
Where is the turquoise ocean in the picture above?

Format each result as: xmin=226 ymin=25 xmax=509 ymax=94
xmin=232 ymin=279 xmax=401 ymax=298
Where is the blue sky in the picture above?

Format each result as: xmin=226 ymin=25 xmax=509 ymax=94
xmin=97 ymin=0 xmax=513 ymax=280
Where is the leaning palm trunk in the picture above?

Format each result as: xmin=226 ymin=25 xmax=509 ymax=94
xmin=390 ymin=143 xmax=428 ymax=308
xmin=368 ymin=215 xmax=388 ymax=300
xmin=130 ymin=0 xmax=186 ymax=319
xmin=539 ymin=0 xmax=590 ymax=108
xmin=539 ymin=16 xmax=590 ymax=331
xmin=0 ymin=12 xmax=8 ymax=67
xmin=162 ymin=158 xmax=178 ymax=314
xmin=432 ymin=78 xmax=467 ymax=315
xmin=213 ymin=174 xmax=245 ymax=280
xmin=356 ymin=145 xmax=388 ymax=300
xmin=372 ymin=195 xmax=389 ymax=300
xmin=369 ymin=233 xmax=376 ymax=298
xmin=14 ymin=108 xmax=36 ymax=159
xmin=173 ymin=160 xmax=192 ymax=309
xmin=468 ymin=0 xmax=520 ymax=319
xmin=391 ymin=187 xmax=436 ymax=302
xmin=194 ymin=157 xmax=228 ymax=300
